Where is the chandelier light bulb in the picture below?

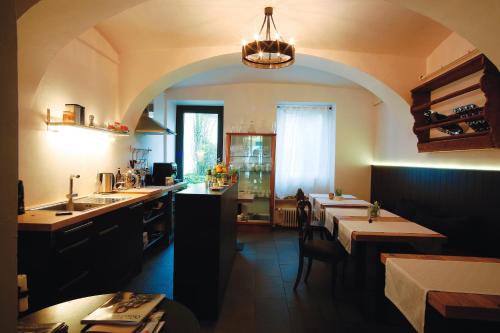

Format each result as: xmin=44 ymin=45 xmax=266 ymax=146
xmin=241 ymin=39 xmax=247 ymax=46
xmin=274 ymin=32 xmax=280 ymax=39
xmin=254 ymin=33 xmax=260 ymax=41
xmin=289 ymin=37 xmax=295 ymax=45
xmin=258 ymin=51 xmax=264 ymax=57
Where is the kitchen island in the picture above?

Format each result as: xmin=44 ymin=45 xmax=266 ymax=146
xmin=174 ymin=182 xmax=238 ymax=320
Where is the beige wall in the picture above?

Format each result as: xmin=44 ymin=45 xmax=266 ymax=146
xmin=164 ymin=83 xmax=376 ymax=200
xmin=19 ymin=28 xmax=158 ymax=207
xmin=426 ymin=32 xmax=476 ymax=75
xmin=0 ymin=0 xmax=18 ymax=330
xmin=373 ymin=31 xmax=500 ymax=169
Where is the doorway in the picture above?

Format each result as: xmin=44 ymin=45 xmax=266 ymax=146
xmin=175 ymin=105 xmax=223 ymax=183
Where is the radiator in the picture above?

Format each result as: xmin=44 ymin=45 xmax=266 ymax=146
xmin=275 ymin=207 xmax=325 ymax=228
xmin=276 ymin=208 xmax=298 ymax=228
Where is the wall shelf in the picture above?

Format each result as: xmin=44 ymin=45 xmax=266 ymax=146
xmin=46 ymin=121 xmax=130 ymax=136
xmin=410 ymin=54 xmax=500 ymax=152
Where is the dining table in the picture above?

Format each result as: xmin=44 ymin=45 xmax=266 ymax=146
xmin=334 ymin=216 xmax=447 ymax=321
xmin=311 ymin=195 xmax=367 ymax=222
xmin=324 ymin=207 xmax=408 ymax=236
xmin=381 ymin=253 xmax=500 ymax=333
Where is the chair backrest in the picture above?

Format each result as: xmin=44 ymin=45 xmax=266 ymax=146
xmin=295 ymin=188 xmax=305 ymax=202
xmin=296 ymin=199 xmax=313 ymax=243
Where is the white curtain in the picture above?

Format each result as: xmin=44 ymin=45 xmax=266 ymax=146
xmin=275 ymin=104 xmax=335 ymax=198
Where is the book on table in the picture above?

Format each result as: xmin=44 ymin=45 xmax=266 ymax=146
xmin=81 ymin=292 xmax=165 ymax=326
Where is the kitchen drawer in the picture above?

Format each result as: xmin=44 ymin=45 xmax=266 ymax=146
xmin=55 ymin=219 xmax=95 ymax=249
xmin=53 ymin=235 xmax=93 ymax=286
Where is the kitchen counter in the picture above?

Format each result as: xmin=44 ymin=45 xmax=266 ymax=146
xmin=18 ymin=183 xmax=186 ymax=232
xmin=176 ymin=182 xmax=233 ymax=196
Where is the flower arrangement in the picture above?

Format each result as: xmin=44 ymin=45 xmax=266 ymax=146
xmin=213 ymin=163 xmax=228 ymax=175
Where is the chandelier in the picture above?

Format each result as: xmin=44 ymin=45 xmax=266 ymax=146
xmin=242 ymin=7 xmax=295 ymax=69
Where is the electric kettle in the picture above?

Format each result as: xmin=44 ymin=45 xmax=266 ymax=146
xmin=97 ymin=173 xmax=115 ymax=193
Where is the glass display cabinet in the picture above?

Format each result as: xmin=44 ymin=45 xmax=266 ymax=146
xmin=226 ymin=133 xmax=276 ymax=224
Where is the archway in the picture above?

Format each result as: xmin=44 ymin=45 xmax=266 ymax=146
xmin=121 ymin=52 xmax=409 ymax=128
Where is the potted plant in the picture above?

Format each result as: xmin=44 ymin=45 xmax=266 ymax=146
xmin=367 ymin=201 xmax=381 ymax=223
xmin=334 ymin=188 xmax=343 ymax=200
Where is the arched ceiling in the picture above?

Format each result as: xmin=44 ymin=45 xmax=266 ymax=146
xmin=95 ymin=0 xmax=451 ymax=56
xmin=170 ymin=64 xmax=358 ymax=89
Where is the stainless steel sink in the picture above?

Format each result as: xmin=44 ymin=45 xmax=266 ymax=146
xmin=36 ymin=202 xmax=106 ymax=212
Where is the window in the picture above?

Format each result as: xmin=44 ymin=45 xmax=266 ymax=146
xmin=275 ymin=104 xmax=335 ymax=197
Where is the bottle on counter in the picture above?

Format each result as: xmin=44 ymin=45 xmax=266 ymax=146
xmin=206 ymin=169 xmax=212 ymax=187
xmin=115 ymin=168 xmax=125 ymax=189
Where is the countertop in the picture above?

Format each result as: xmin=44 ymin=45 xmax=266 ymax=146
xmin=176 ymin=182 xmax=235 ymax=196
xmin=18 ymin=183 xmax=186 ymax=232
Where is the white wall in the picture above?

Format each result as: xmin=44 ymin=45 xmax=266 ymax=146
xmin=373 ymin=32 xmax=500 ymax=170
xmin=19 ymin=28 xmax=159 ymax=207
xmin=164 ymin=83 xmax=376 ymax=200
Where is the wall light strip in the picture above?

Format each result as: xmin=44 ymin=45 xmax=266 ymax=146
xmin=371 ymin=161 xmax=500 ymax=172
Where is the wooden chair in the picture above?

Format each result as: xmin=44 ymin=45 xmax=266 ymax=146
xmin=295 ymin=189 xmax=327 ymax=240
xmin=293 ymin=199 xmax=347 ymax=298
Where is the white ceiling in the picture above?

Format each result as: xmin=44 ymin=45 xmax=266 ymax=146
xmin=96 ymin=0 xmax=451 ymax=56
xmin=170 ymin=64 xmax=357 ymax=89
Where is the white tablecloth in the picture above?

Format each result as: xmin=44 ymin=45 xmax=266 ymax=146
xmin=338 ymin=221 xmax=439 ymax=254
xmin=385 ymin=258 xmax=500 ymax=333
xmin=313 ymin=198 xmax=369 ymax=222
xmin=324 ymin=208 xmax=399 ymax=235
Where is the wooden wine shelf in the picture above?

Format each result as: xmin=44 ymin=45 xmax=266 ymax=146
xmin=410 ymin=54 xmax=500 ymax=152
xmin=411 ymin=83 xmax=482 ymax=114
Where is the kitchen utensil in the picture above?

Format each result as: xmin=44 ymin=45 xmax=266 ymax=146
xmin=97 ymin=172 xmax=115 ymax=193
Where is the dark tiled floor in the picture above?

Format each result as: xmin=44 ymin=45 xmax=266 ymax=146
xmin=126 ymin=227 xmax=413 ymax=333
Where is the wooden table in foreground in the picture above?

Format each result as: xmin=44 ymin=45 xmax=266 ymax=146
xmin=381 ymin=253 xmax=500 ymax=322
xmin=20 ymin=294 xmax=200 ymax=333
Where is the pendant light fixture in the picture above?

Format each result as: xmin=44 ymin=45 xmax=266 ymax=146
xmin=242 ymin=7 xmax=295 ymax=69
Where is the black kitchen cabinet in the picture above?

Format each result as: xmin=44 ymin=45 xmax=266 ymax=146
xmin=18 ymin=203 xmax=144 ymax=312
xmin=142 ymin=192 xmax=173 ymax=251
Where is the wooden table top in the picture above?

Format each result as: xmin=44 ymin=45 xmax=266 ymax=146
xmin=381 ymin=254 xmax=500 ymax=321
xmin=352 ymin=230 xmax=446 ymax=243
xmin=335 ymin=216 xmax=409 ymax=223
xmin=19 ymin=294 xmax=200 ymax=333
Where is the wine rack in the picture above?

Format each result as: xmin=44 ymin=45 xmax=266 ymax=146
xmin=410 ymin=54 xmax=500 ymax=152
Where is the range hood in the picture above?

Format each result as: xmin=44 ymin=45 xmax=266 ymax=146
xmin=135 ymin=108 xmax=175 ymax=135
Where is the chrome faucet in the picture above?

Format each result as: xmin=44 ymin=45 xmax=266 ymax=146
xmin=66 ymin=174 xmax=80 ymax=210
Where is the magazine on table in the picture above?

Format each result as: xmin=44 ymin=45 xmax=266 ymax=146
xmin=85 ymin=311 xmax=165 ymax=333
xmin=81 ymin=292 xmax=165 ymax=326
xmin=17 ymin=321 xmax=68 ymax=333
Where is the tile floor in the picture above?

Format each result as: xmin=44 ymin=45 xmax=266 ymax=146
xmin=126 ymin=227 xmax=413 ymax=333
